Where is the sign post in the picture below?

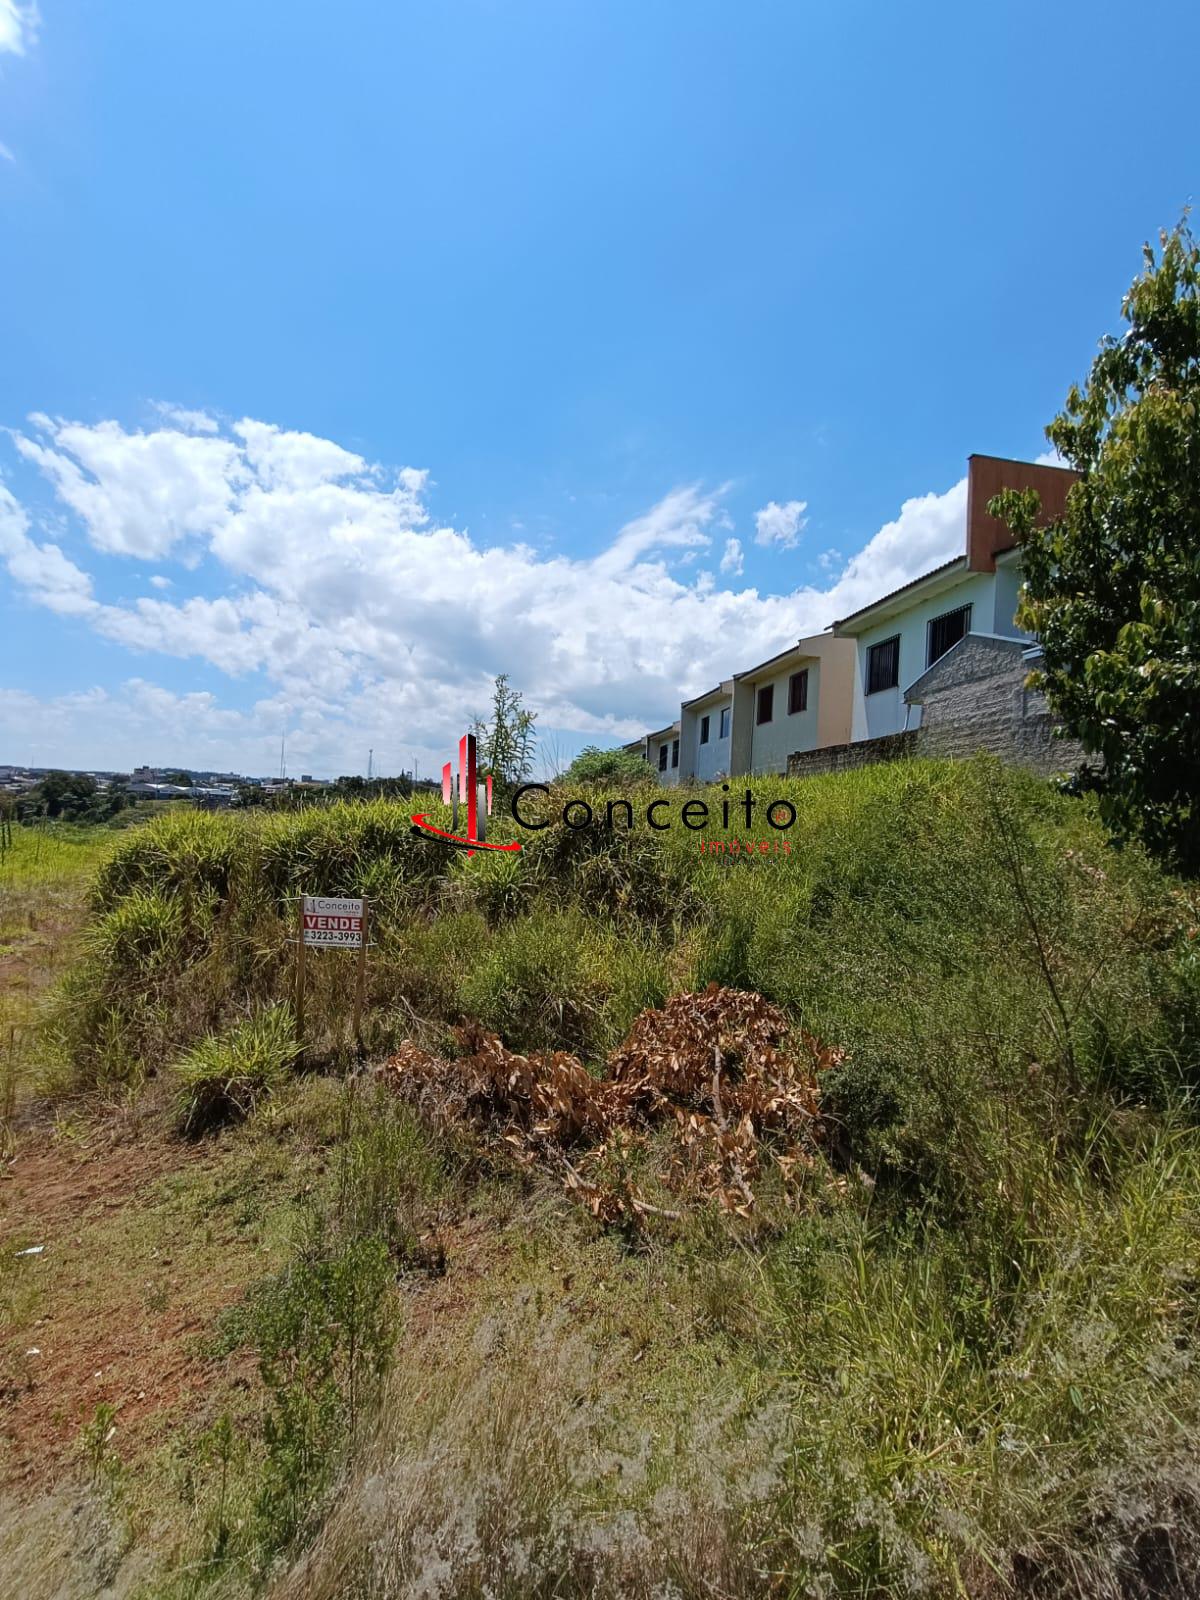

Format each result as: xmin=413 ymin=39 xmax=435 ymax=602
xmin=293 ymin=895 xmax=369 ymax=1057
xmin=352 ymin=899 xmax=370 ymax=1053
xmin=294 ymin=896 xmax=307 ymax=1051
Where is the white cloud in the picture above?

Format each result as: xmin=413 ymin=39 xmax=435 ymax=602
xmin=15 ymin=418 xmax=246 ymax=559
xmin=2 ymin=410 xmax=974 ymax=766
xmin=0 ymin=483 xmax=95 ymax=615
xmin=0 ymin=141 xmax=14 ymax=164
xmin=148 ymin=574 xmax=172 ymax=590
xmin=754 ymin=498 xmax=808 ymax=548
xmin=0 ymin=0 xmax=38 ymax=57
xmin=151 ymin=403 xmax=220 ymax=435
xmin=232 ymin=418 xmax=371 ymax=493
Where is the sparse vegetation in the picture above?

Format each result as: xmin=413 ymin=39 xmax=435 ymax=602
xmin=2 ymin=757 xmax=1199 ymax=1599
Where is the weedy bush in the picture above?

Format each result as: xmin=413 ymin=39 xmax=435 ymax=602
xmin=172 ymin=1004 xmax=300 ymax=1135
xmin=456 ymin=905 xmax=670 ymax=1057
xmin=249 ymin=1228 xmax=395 ymax=1558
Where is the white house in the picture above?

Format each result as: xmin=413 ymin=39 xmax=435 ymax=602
xmin=679 ymin=681 xmax=734 ymax=783
xmin=643 ymin=633 xmax=857 ymax=784
xmin=644 ymin=719 xmax=682 ymax=786
xmin=834 ymin=455 xmax=1076 ymax=741
xmin=727 ymin=633 xmax=856 ymax=776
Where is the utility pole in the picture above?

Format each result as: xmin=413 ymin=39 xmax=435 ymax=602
xmin=367 ymin=747 xmax=374 ymax=781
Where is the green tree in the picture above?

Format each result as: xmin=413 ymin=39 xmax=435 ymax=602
xmin=992 ymin=217 xmax=1200 ymax=874
xmin=561 ymin=744 xmax=656 ymax=787
xmin=476 ymin=674 xmax=537 ymax=792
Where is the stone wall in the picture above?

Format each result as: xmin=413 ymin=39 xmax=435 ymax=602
xmin=911 ymin=635 xmax=1088 ymax=776
xmin=786 ymin=729 xmax=919 ymax=780
xmin=786 ymin=635 xmax=1090 ymax=781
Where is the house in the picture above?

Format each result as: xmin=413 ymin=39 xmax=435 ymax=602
xmin=646 ymin=720 xmax=682 ymax=785
xmin=679 ymin=681 xmax=734 ymax=783
xmin=727 ymin=633 xmax=856 ymax=777
xmin=833 ymin=454 xmax=1077 ymax=742
xmin=636 ymin=632 xmax=856 ymax=785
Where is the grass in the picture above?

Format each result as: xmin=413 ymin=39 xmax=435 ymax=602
xmin=172 ymin=1005 xmax=300 ymax=1135
xmin=2 ymin=758 xmax=1200 ymax=1599
xmin=0 ymin=821 xmax=120 ymax=1148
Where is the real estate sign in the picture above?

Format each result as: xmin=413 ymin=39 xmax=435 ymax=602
xmin=301 ymin=895 xmax=365 ymax=949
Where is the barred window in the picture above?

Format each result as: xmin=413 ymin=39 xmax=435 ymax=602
xmin=927 ymin=604 xmax=972 ymax=667
xmin=866 ymin=635 xmax=900 ymax=694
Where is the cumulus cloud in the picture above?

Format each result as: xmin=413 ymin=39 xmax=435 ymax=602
xmin=151 ymin=402 xmax=220 ymax=435
xmin=1 ymin=410 xmax=974 ymax=768
xmin=0 ymin=0 xmax=38 ymax=56
xmin=0 ymin=483 xmax=95 ymax=615
xmin=754 ymin=498 xmax=808 ymax=548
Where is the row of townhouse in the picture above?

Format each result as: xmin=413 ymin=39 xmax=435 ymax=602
xmin=626 ymin=454 xmax=1077 ymax=783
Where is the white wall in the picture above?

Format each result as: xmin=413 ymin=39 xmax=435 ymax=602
xmin=990 ymin=557 xmax=1031 ymax=638
xmin=651 ymin=734 xmax=681 ymax=786
xmin=855 ymin=572 xmax=1001 ymax=739
xmin=692 ymin=699 xmax=732 ymax=782
xmin=746 ymin=660 xmax=821 ymax=774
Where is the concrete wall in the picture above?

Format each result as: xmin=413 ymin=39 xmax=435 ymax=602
xmin=788 ymin=730 xmax=920 ymax=779
xmin=912 ymin=635 xmax=1087 ymax=775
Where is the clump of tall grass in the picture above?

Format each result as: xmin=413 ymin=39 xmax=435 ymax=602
xmin=172 ymin=1004 xmax=300 ymax=1135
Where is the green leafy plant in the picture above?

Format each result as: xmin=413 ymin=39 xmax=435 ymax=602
xmin=992 ymin=215 xmax=1200 ymax=874
xmin=172 ymin=1004 xmax=300 ymax=1135
xmin=249 ymin=1230 xmax=395 ymax=1556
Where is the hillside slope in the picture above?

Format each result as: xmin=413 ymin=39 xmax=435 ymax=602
xmin=2 ymin=757 xmax=1199 ymax=1599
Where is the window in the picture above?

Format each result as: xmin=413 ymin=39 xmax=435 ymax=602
xmin=719 ymin=706 xmax=730 ymax=739
xmin=671 ymin=739 xmax=679 ymax=768
xmin=699 ymin=714 xmax=710 ymax=745
xmin=658 ymin=743 xmax=668 ymax=772
xmin=787 ymin=668 xmax=809 ymax=715
xmin=756 ymin=684 xmax=774 ymax=725
xmin=866 ymin=635 xmax=900 ymax=694
xmin=927 ymin=604 xmax=972 ymax=667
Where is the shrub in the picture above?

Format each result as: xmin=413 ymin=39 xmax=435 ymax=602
xmin=172 ymin=1005 xmax=300 ymax=1135
xmin=559 ymin=745 xmax=657 ymax=787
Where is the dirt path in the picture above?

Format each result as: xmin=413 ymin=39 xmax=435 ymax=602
xmin=0 ymin=1116 xmax=263 ymax=1493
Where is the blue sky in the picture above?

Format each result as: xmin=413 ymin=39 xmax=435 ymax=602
xmin=0 ymin=0 xmax=1196 ymax=777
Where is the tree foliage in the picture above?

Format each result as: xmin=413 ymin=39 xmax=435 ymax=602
xmin=992 ymin=217 xmax=1200 ymax=874
xmin=560 ymin=744 xmax=656 ymax=787
xmin=14 ymin=771 xmax=131 ymax=824
xmin=474 ymin=674 xmax=537 ymax=792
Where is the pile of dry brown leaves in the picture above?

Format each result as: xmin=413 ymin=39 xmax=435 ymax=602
xmin=379 ymin=984 xmax=843 ymax=1222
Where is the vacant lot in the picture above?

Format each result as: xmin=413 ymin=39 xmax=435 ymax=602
xmin=2 ymin=759 xmax=1199 ymax=1600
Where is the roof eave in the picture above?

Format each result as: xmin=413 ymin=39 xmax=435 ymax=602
xmin=832 ymin=556 xmax=969 ymax=635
